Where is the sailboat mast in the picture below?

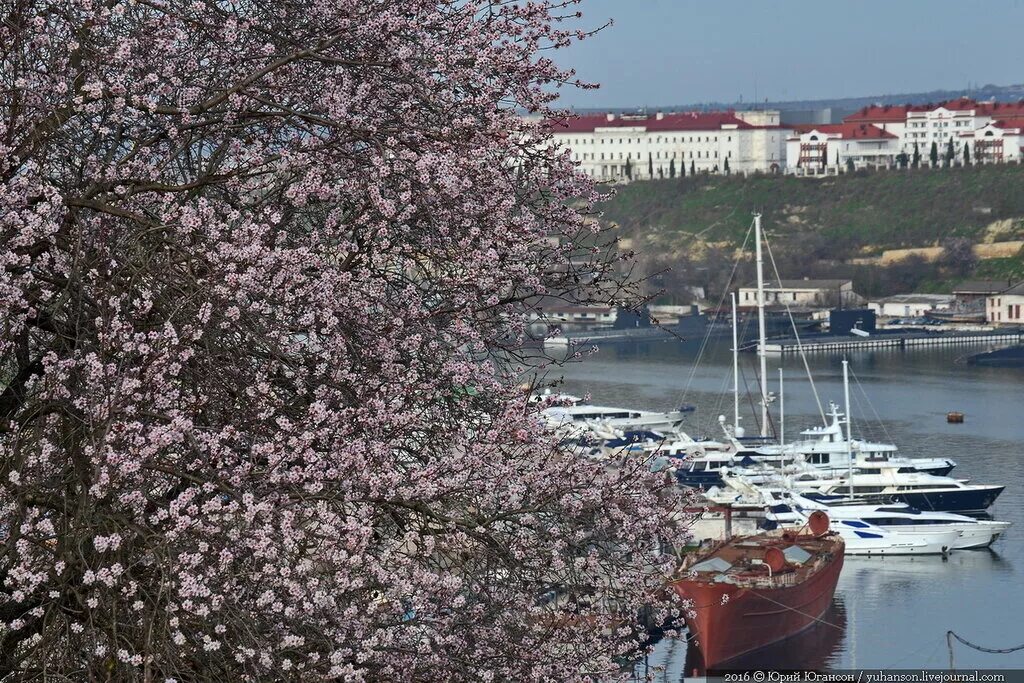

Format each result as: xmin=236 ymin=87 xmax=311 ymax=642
xmin=843 ymin=358 xmax=854 ymax=501
xmin=731 ymin=292 xmax=740 ymax=433
xmin=778 ymin=367 xmax=785 ymax=445
xmin=754 ymin=213 xmax=769 ymax=438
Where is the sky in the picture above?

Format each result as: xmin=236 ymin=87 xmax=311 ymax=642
xmin=554 ymin=0 xmax=1024 ymax=109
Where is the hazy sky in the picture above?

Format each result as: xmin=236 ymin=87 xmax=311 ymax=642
xmin=555 ymin=0 xmax=1024 ymax=108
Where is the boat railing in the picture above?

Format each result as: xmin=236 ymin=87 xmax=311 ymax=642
xmin=748 ymin=570 xmax=801 ymax=589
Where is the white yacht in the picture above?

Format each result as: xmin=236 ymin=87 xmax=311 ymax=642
xmin=776 ymin=465 xmax=1004 ymax=514
xmin=672 ymin=403 xmax=956 ymax=490
xmin=770 ymin=491 xmax=1011 ymax=550
xmin=542 ymin=403 xmax=690 ymax=436
xmin=764 ymin=502 xmax=960 ymax=556
xmin=771 ymin=404 xmax=956 ymax=477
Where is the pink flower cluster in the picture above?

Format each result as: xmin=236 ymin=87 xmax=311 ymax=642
xmin=0 ymin=0 xmax=693 ymax=680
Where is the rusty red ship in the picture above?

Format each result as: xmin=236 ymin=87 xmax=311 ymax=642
xmin=671 ymin=511 xmax=845 ymax=670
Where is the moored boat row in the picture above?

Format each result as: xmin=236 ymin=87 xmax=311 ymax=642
xmin=537 ymin=215 xmax=1011 ymax=671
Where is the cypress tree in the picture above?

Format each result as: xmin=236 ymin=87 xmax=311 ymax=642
xmin=846 ymin=157 xmax=855 ymax=172
xmin=945 ymin=137 xmax=955 ymax=166
xmin=648 ymin=153 xmax=653 ymax=178
xmin=723 ymin=158 xmax=730 ymax=174
xmin=690 ymin=160 xmax=696 ymax=175
xmin=669 ymin=158 xmax=676 ymax=178
xmin=963 ymin=141 xmax=971 ymax=165
xmin=624 ymin=157 xmax=632 ymax=180
xmin=679 ymin=157 xmax=686 ymax=177
xmin=913 ymin=142 xmax=921 ymax=168
xmin=930 ymin=141 xmax=938 ymax=167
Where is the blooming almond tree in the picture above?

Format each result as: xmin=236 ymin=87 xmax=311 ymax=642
xmin=0 ymin=1 xmax=692 ymax=680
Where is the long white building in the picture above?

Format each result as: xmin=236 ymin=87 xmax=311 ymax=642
xmin=547 ymin=110 xmax=789 ymax=180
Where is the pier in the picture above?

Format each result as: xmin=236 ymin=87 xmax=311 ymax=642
xmin=761 ymin=327 xmax=1024 ymax=354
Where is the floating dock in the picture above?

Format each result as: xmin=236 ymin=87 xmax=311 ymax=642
xmin=762 ymin=327 xmax=1024 ymax=354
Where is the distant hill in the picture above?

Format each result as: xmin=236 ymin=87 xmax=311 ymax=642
xmin=600 ymin=164 xmax=1024 ymax=298
xmin=574 ymin=83 xmax=1024 ymax=114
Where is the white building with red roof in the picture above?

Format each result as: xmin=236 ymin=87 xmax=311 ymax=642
xmin=546 ymin=109 xmax=788 ymax=180
xmin=785 ymin=123 xmax=900 ymax=171
xmin=843 ymin=97 xmax=1024 ymax=164
xmin=961 ymin=117 xmax=1024 ymax=163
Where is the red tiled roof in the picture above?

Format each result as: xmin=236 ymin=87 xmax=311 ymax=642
xmin=844 ymin=104 xmax=916 ymax=122
xmin=978 ymin=101 xmax=1024 ymax=117
xmin=992 ymin=117 xmax=1024 ymax=131
xmin=845 ymin=98 xmax=1024 ymax=123
xmin=790 ymin=123 xmax=896 ymax=140
xmin=545 ymin=110 xmax=766 ymax=134
xmin=939 ymin=96 xmax=982 ymax=112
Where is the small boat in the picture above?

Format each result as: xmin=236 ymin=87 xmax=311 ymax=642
xmin=671 ymin=511 xmax=844 ymax=669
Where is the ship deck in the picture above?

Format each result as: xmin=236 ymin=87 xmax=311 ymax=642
xmin=681 ymin=530 xmax=843 ymax=587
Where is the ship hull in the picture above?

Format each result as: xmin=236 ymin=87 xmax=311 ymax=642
xmin=882 ymin=486 xmax=1003 ymax=513
xmin=903 ymin=463 xmax=955 ymax=477
xmin=804 ymin=486 xmax=1004 ymax=513
xmin=673 ymin=548 xmax=844 ymax=669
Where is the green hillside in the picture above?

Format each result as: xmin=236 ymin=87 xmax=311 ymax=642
xmin=602 ymin=163 xmax=1024 ymax=255
xmin=599 ymin=163 xmax=1024 ymax=299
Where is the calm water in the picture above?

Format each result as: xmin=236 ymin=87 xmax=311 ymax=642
xmin=551 ymin=339 xmax=1024 ymax=675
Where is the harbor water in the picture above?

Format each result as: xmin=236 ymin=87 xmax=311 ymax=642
xmin=551 ymin=339 xmax=1024 ymax=674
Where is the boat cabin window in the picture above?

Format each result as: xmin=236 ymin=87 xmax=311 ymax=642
xmin=858 ymin=468 xmax=881 ymax=475
xmin=573 ymin=411 xmax=639 ymax=421
xmin=833 ymin=485 xmax=886 ymax=494
xmin=807 ymin=453 xmax=829 ymax=465
xmin=870 ymin=517 xmax=950 ymax=526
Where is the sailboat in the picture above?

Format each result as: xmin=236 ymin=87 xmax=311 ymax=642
xmin=673 ymin=215 xmax=956 ymax=487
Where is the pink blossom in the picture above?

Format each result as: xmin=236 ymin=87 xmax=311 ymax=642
xmin=0 ymin=1 xmax=692 ymax=680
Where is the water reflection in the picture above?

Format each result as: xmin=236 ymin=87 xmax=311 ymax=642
xmin=704 ymin=596 xmax=848 ymax=674
xmin=632 ymin=596 xmax=847 ymax=681
xmin=842 ymin=547 xmax=1013 ymax=584
xmin=568 ymin=340 xmax=1024 ymax=671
